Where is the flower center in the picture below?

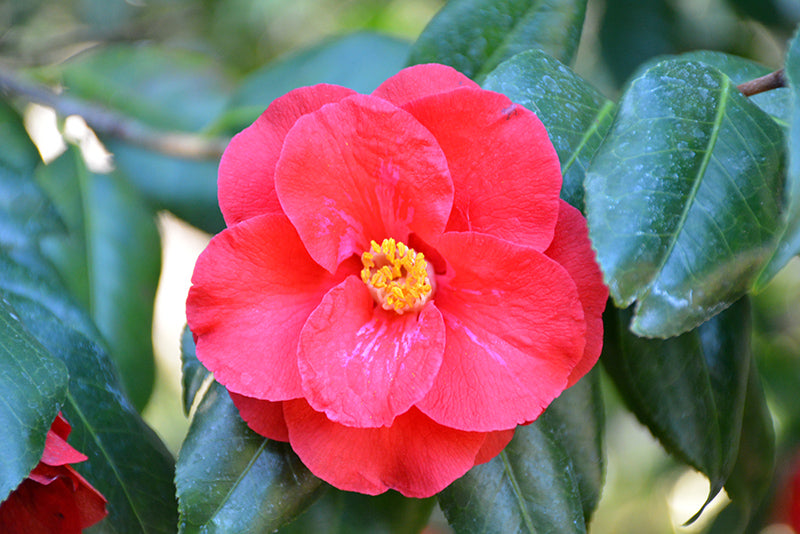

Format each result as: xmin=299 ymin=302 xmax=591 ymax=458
xmin=360 ymin=238 xmax=435 ymax=314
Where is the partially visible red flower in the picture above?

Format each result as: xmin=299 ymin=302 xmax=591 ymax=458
xmin=773 ymin=452 xmax=800 ymax=533
xmin=187 ymin=63 xmax=608 ymax=497
xmin=0 ymin=413 xmax=108 ymax=534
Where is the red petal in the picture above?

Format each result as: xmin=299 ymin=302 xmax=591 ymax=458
xmin=474 ymin=429 xmax=516 ymax=465
xmin=40 ymin=415 xmax=87 ymax=467
xmin=187 ymin=214 xmax=352 ymax=400
xmin=218 ymin=84 xmax=356 ymax=226
xmin=545 ymin=201 xmax=608 ymax=387
xmin=274 ymin=93 xmax=453 ymax=273
xmin=417 ymin=232 xmax=586 ymax=432
xmin=61 ymin=466 xmax=107 ymax=528
xmin=403 ymin=87 xmax=562 ymax=251
xmin=0 ymin=478 xmax=82 ymax=534
xmin=371 ymin=64 xmax=479 ymax=107
xmin=283 ymin=400 xmax=486 ymax=497
xmin=230 ymin=393 xmax=289 ymax=442
xmin=297 ymin=277 xmax=445 ymax=428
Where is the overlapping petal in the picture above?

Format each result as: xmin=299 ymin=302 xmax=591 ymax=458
xmin=274 ymin=93 xmax=454 ymax=273
xmin=0 ymin=415 xmax=107 ymax=534
xmin=283 ymin=400 xmax=487 ymax=498
xmin=230 ymin=393 xmax=289 ymax=442
xmin=402 ymin=87 xmax=562 ymax=251
xmin=417 ymin=231 xmax=586 ymax=432
xmin=218 ymin=84 xmax=356 ymax=226
xmin=297 ymin=277 xmax=445 ymax=428
xmin=545 ymin=201 xmax=609 ymax=387
xmin=187 ymin=214 xmax=353 ymax=400
xmin=371 ymin=63 xmax=479 ymax=107
xmin=189 ymin=63 xmax=609 ymax=499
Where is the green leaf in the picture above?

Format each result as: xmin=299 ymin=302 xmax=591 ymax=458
xmin=216 ymin=32 xmax=411 ymax=134
xmin=538 ymin=368 xmax=605 ymax=522
xmin=755 ymin=28 xmax=800 ymax=288
xmin=482 ymin=49 xmax=616 ymax=211
xmin=105 ymin=139 xmax=224 ymax=235
xmin=0 ymin=294 xmax=68 ymax=502
xmin=585 ymin=59 xmax=785 ymax=337
xmin=438 ymin=422 xmax=585 ymax=534
xmin=35 ymin=148 xmax=160 ymax=410
xmin=601 ymin=298 xmax=752 ymax=517
xmin=632 ymin=51 xmax=791 ymax=128
xmin=5 ymin=292 xmax=178 ymax=533
xmin=278 ymin=489 xmax=435 ymax=534
xmin=176 ymin=382 xmax=324 ymax=533
xmin=599 ymin=0 xmax=678 ymax=84
xmin=407 ymin=0 xmax=588 ymax=82
xmin=52 ymin=44 xmax=231 ymax=132
xmin=0 ymin=99 xmax=63 ymax=248
xmin=180 ymin=325 xmax=210 ymax=416
xmin=707 ymin=361 xmax=775 ymax=533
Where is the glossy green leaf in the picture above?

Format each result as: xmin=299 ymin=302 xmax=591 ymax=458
xmin=35 ymin=148 xmax=160 ymax=410
xmin=633 ymin=51 xmax=791 ymax=128
xmin=585 ymin=59 xmax=785 ymax=337
xmin=482 ymin=49 xmax=616 ymax=211
xmin=180 ymin=325 xmax=210 ymax=416
xmin=538 ymin=368 xmax=605 ymax=521
xmin=278 ymin=489 xmax=435 ymax=534
xmin=407 ymin=0 xmax=588 ymax=82
xmin=176 ymin=382 xmax=324 ymax=533
xmin=5 ymin=291 xmax=177 ymax=533
xmin=0 ymin=295 xmax=68 ymax=503
xmin=601 ymin=298 xmax=752 ymax=516
xmin=216 ymin=32 xmax=411 ymax=134
xmin=438 ymin=422 xmax=585 ymax=534
xmin=708 ymin=362 xmax=775 ymax=533
xmin=755 ymin=28 xmax=800 ymax=289
xmin=53 ymin=44 xmax=231 ymax=132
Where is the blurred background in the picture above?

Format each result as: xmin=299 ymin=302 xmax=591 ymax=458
xmin=3 ymin=0 xmax=800 ymax=532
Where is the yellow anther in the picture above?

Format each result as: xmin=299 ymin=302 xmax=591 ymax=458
xmin=360 ymin=238 xmax=435 ymax=314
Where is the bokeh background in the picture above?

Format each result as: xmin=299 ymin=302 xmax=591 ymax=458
xmin=3 ymin=0 xmax=800 ymax=532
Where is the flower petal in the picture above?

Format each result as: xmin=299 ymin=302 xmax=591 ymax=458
xmin=283 ymin=400 xmax=487 ymax=498
xmin=187 ymin=214 xmax=353 ymax=400
xmin=545 ymin=201 xmax=609 ymax=387
xmin=218 ymin=84 xmax=356 ymax=226
xmin=230 ymin=393 xmax=289 ymax=442
xmin=403 ymin=87 xmax=562 ymax=251
xmin=298 ymin=276 xmax=445 ymax=428
xmin=39 ymin=417 xmax=87 ymax=467
xmin=275 ymin=93 xmax=454 ymax=273
xmin=417 ymin=232 xmax=586 ymax=432
xmin=371 ymin=63 xmax=479 ymax=107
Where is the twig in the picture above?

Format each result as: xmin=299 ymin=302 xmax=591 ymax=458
xmin=0 ymin=67 xmax=229 ymax=160
xmin=737 ymin=69 xmax=786 ymax=97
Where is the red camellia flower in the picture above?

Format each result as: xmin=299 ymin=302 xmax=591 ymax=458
xmin=0 ymin=413 xmax=108 ymax=533
xmin=187 ymin=63 xmax=608 ymax=498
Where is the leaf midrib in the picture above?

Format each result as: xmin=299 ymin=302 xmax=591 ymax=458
xmin=639 ymin=75 xmax=731 ymax=303
xmin=500 ymin=450 xmax=537 ymax=534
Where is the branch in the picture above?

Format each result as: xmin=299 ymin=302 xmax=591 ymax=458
xmin=0 ymin=67 xmax=229 ymax=160
xmin=737 ymin=69 xmax=786 ymax=97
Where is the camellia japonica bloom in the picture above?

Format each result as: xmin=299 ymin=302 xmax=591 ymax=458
xmin=0 ymin=413 xmax=108 ymax=533
xmin=187 ymin=63 xmax=608 ymax=498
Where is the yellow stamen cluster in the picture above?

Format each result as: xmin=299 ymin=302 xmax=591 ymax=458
xmin=360 ymin=238 xmax=434 ymax=314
